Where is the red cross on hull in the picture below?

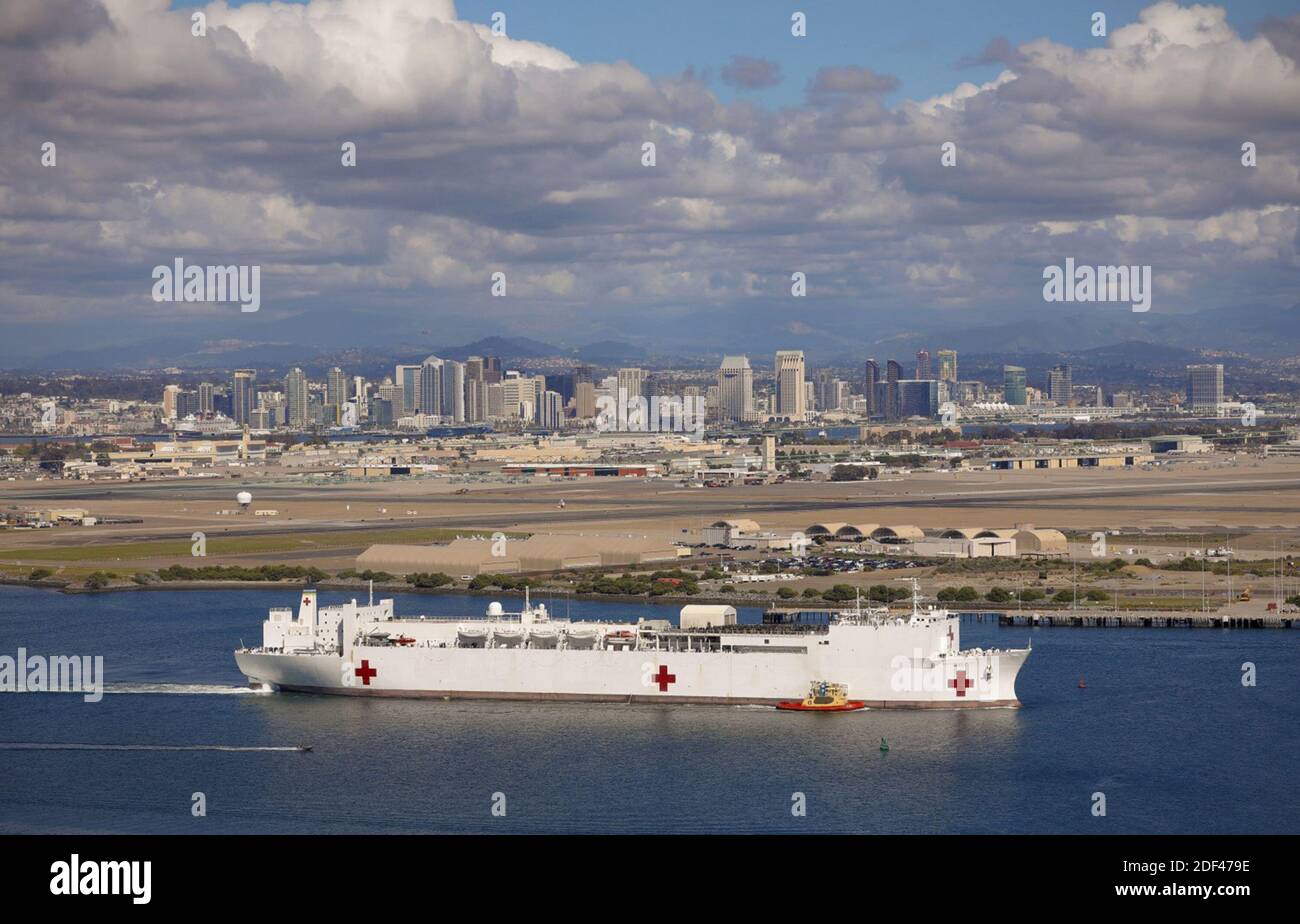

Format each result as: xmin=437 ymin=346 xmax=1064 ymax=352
xmin=354 ymin=659 xmax=377 ymax=686
xmin=651 ymin=664 xmax=676 ymax=692
xmin=949 ymin=669 xmax=974 ymax=697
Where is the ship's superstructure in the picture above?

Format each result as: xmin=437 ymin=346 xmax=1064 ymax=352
xmin=235 ymin=583 xmax=1029 ymax=707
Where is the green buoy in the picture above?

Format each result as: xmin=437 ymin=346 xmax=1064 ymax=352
xmin=879 ymin=737 xmax=890 ymax=753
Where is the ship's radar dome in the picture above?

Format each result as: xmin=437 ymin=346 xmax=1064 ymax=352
xmin=487 ymin=601 xmax=504 ymax=617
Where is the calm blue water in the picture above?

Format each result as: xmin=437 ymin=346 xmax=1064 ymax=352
xmin=0 ymin=585 xmax=1296 ymax=834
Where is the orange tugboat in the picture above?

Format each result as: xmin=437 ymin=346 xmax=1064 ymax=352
xmin=776 ymin=681 xmax=867 ymax=713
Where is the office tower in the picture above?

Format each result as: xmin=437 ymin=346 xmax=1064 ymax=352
xmin=617 ymin=367 xmax=647 ymax=401
xmin=486 ymin=382 xmax=505 ymax=418
xmin=863 ymin=360 xmax=879 ymax=416
xmin=162 ymin=385 xmax=180 ymax=420
xmin=441 ymin=360 xmax=465 ymax=422
xmin=774 ymin=350 xmax=807 ymax=421
xmin=885 ymin=360 xmax=902 ymax=420
xmin=482 ymin=355 xmax=503 ymax=385
xmin=176 ymin=389 xmax=201 ymax=418
xmin=1186 ymin=363 xmax=1224 ymax=409
xmin=1003 ymin=365 xmax=1027 ymax=405
xmin=575 ymin=380 xmax=596 ymax=419
xmin=814 ymin=369 xmax=837 ymax=411
xmin=897 ymin=379 xmax=940 ymax=418
xmin=378 ymin=379 xmax=401 ymax=422
xmin=394 ymin=364 xmax=421 ymax=417
xmin=232 ymin=369 xmax=256 ymax=425
xmin=937 ymin=350 xmax=958 ymax=383
xmin=916 ymin=350 xmax=932 ymax=380
xmin=419 ymin=355 xmax=444 ymax=417
xmin=198 ymin=382 xmax=215 ymax=415
xmin=1048 ymin=364 xmax=1073 ymax=404
xmin=325 ymin=367 xmax=347 ymax=424
xmin=284 ymin=368 xmax=309 ymax=427
xmin=539 ymin=391 xmax=563 ymax=430
xmin=718 ymin=355 xmax=754 ymax=423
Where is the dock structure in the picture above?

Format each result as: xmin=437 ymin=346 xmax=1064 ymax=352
xmin=974 ymin=610 xmax=1297 ymax=629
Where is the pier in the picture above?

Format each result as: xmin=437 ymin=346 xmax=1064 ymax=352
xmin=960 ymin=611 xmax=1297 ymax=629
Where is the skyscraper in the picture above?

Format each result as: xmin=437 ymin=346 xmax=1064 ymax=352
xmin=774 ymin=350 xmax=807 ymax=421
xmin=937 ymin=350 xmax=958 ymax=383
xmin=718 ymin=355 xmax=754 ymax=423
xmin=885 ymin=360 xmax=902 ymax=420
xmin=1186 ymin=364 xmax=1224 ymax=409
xmin=419 ymin=355 xmax=444 ymax=417
xmin=232 ymin=369 xmax=256 ymax=425
xmin=1048 ymin=364 xmax=1073 ymax=404
xmin=198 ymin=382 xmax=215 ymax=415
xmin=325 ymin=367 xmax=347 ymax=424
xmin=441 ymin=360 xmax=465 ymax=422
xmin=863 ymin=359 xmax=879 ymax=416
xmin=617 ymin=367 xmax=647 ymax=401
xmin=915 ymin=350 xmax=932 ymax=380
xmin=1003 ymin=366 xmax=1027 ymax=405
xmin=394 ymin=364 xmax=421 ymax=417
xmin=284 ymin=368 xmax=309 ymax=428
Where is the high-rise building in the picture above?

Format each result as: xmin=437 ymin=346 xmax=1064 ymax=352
xmin=441 ymin=360 xmax=465 ymax=422
xmin=539 ymin=390 xmax=564 ymax=430
xmin=915 ymin=350 xmax=932 ymax=380
xmin=617 ymin=368 xmax=647 ymax=402
xmin=718 ymin=355 xmax=754 ymax=423
xmin=482 ymin=356 xmax=503 ymax=385
xmin=161 ymin=385 xmax=181 ymax=420
xmin=284 ymin=368 xmax=309 ymax=428
xmin=232 ymin=369 xmax=256 ymax=425
xmin=937 ymin=350 xmax=958 ymax=383
xmin=325 ymin=367 xmax=347 ymax=424
xmin=394 ymin=365 xmax=421 ymax=417
xmin=897 ymin=379 xmax=940 ymax=418
xmin=198 ymin=382 xmax=215 ymax=415
xmin=863 ymin=360 xmax=879 ymax=416
xmin=1048 ymin=364 xmax=1073 ymax=404
xmin=1003 ymin=365 xmax=1027 ymax=405
xmin=575 ymin=380 xmax=596 ymax=419
xmin=419 ymin=355 xmax=444 ymax=417
xmin=1186 ymin=364 xmax=1224 ymax=410
xmin=885 ymin=360 xmax=903 ymax=420
xmin=774 ymin=350 xmax=807 ymax=421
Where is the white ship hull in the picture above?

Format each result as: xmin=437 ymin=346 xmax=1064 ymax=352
xmin=235 ymin=590 xmax=1029 ymax=708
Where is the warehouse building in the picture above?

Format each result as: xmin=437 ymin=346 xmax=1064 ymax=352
xmin=357 ymin=533 xmax=685 ymax=576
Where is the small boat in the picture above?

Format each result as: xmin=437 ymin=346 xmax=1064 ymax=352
xmin=1078 ymin=676 xmax=1087 ymax=689
xmin=879 ymin=737 xmax=889 ymax=752
xmin=390 ymin=635 xmax=417 ymax=647
xmin=492 ymin=625 xmax=526 ymax=648
xmin=776 ymin=681 xmax=867 ymax=713
xmin=564 ymin=625 xmax=601 ymax=649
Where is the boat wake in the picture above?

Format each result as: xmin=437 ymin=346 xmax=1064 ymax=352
xmin=103 ymin=682 xmax=265 ymax=696
xmin=0 ymin=743 xmax=309 ymax=752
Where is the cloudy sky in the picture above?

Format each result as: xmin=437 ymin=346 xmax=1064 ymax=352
xmin=1 ymin=0 xmax=1298 ymax=367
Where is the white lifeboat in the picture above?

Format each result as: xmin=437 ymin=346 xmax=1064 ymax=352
xmin=528 ymin=625 xmax=559 ymax=649
xmin=564 ymin=624 xmax=601 ymax=649
xmin=492 ymin=625 xmax=526 ymax=648
xmin=457 ymin=623 xmax=488 ymax=648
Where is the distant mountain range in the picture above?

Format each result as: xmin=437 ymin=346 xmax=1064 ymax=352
xmin=8 ymin=303 xmax=1296 ymax=374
